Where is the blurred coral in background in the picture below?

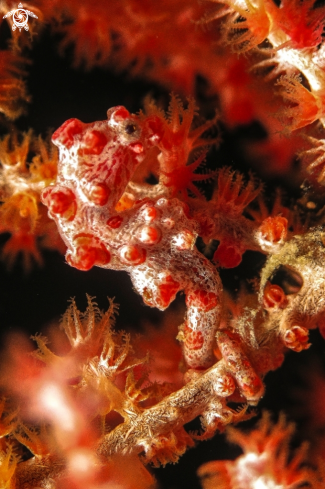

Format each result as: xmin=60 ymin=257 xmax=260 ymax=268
xmin=1 ymin=0 xmax=325 ymax=488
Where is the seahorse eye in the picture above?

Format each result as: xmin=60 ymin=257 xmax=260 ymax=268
xmin=125 ymin=123 xmax=137 ymax=135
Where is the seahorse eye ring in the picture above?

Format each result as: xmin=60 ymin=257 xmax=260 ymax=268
xmin=125 ymin=123 xmax=138 ymax=135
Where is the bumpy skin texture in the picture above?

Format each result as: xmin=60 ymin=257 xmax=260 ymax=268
xmin=41 ymin=106 xmax=222 ymax=370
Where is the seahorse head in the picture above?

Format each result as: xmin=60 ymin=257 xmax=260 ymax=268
xmin=45 ymin=106 xmax=163 ymax=211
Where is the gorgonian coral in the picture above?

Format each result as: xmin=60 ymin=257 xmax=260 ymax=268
xmin=1 ymin=1 xmax=325 ymax=488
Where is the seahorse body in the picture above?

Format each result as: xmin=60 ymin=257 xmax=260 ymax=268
xmin=42 ymin=105 xmax=222 ymax=370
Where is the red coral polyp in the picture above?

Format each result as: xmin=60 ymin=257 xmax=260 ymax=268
xmin=213 ymin=241 xmax=243 ymax=268
xmin=259 ymin=216 xmax=288 ymax=244
xmin=263 ymin=282 xmax=288 ymax=310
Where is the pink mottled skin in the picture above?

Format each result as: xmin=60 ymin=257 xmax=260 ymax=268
xmin=41 ymin=105 xmax=222 ymax=371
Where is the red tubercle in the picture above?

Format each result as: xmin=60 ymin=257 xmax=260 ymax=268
xmin=141 ymin=205 xmax=158 ymax=222
xmin=107 ymin=215 xmax=123 ymax=229
xmin=41 ymin=186 xmax=77 ymax=221
xmin=157 ymin=275 xmax=181 ymax=308
xmin=85 ymin=183 xmax=110 ymax=206
xmin=186 ymin=289 xmax=218 ymax=312
xmin=107 ymin=106 xmax=130 ymax=123
xmin=173 ymin=229 xmax=195 ymax=250
xmin=137 ymin=225 xmax=161 ymax=245
xmin=143 ymin=275 xmax=181 ymax=308
xmin=119 ymin=244 xmax=146 ymax=265
xmin=67 ymin=234 xmax=111 ymax=271
xmin=52 ymin=119 xmax=85 ymax=149
xmin=81 ymin=130 xmax=108 ymax=156
xmin=184 ymin=323 xmax=204 ymax=351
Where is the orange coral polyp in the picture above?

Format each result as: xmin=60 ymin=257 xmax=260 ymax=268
xmin=277 ymin=76 xmax=321 ymax=131
xmin=225 ymin=0 xmax=271 ymax=52
xmin=247 ymin=6 xmax=270 ymax=39
xmin=271 ymin=0 xmax=325 ymax=50
xmin=259 ymin=216 xmax=288 ymax=244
